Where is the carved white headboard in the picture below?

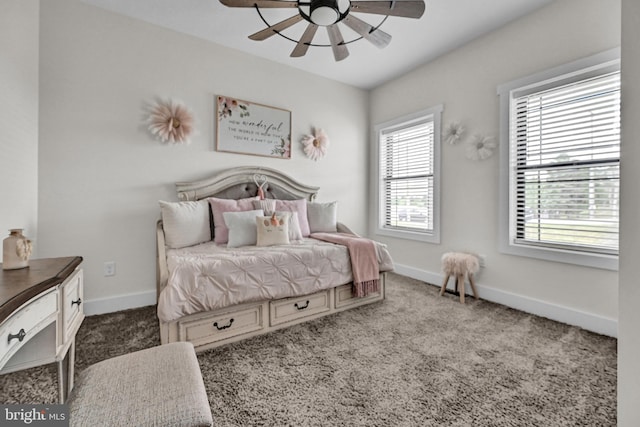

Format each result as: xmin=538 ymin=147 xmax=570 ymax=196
xmin=175 ymin=166 xmax=319 ymax=202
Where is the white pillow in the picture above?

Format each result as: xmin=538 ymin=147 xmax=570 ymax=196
xmin=307 ymin=201 xmax=338 ymax=233
xmin=209 ymin=196 xmax=259 ymax=244
xmin=276 ymin=210 xmax=302 ymax=241
xmin=256 ymin=213 xmax=290 ymax=247
xmin=223 ymin=209 xmax=264 ymax=248
xmin=159 ymin=200 xmax=211 ymax=249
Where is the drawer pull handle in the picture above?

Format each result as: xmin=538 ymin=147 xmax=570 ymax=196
xmin=8 ymin=328 xmax=26 ymax=343
xmin=294 ymin=300 xmax=310 ymax=310
xmin=213 ymin=318 xmax=234 ymax=331
xmin=72 ymin=298 xmax=82 ymax=307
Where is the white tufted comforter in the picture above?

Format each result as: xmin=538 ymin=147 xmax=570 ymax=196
xmin=157 ymin=238 xmax=394 ymax=322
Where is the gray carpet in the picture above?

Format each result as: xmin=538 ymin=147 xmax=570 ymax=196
xmin=0 ymin=273 xmax=616 ymax=426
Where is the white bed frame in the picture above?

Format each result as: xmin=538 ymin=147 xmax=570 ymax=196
xmin=156 ymin=166 xmax=386 ymax=351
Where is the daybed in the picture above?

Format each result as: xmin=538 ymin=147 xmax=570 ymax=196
xmin=156 ymin=166 xmax=394 ymax=351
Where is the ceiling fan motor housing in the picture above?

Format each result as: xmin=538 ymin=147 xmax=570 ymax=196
xmin=302 ymin=0 xmax=350 ymax=26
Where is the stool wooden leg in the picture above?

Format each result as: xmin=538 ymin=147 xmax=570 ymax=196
xmin=439 ymin=274 xmax=450 ymax=296
xmin=457 ymin=274 xmax=465 ymax=304
xmin=468 ymin=273 xmax=478 ymax=299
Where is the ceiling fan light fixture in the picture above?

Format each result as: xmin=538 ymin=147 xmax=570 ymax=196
xmin=221 ymin=0 xmax=426 ymax=62
xmin=310 ymin=0 xmax=340 ymax=26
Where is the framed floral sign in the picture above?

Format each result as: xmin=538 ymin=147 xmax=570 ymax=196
xmin=216 ymin=96 xmax=291 ymax=159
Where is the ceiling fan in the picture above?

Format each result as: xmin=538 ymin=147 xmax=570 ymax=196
xmin=219 ymin=0 xmax=426 ymax=61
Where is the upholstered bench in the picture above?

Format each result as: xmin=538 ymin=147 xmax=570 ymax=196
xmin=68 ymin=342 xmax=213 ymax=427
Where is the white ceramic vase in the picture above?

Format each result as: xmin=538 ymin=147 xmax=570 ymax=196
xmin=2 ymin=229 xmax=32 ymax=270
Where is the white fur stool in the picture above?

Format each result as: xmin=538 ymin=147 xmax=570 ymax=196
xmin=439 ymin=252 xmax=479 ymax=304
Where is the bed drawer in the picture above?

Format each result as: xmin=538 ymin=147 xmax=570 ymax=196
xmin=178 ymin=304 xmax=264 ymax=347
xmin=335 ymin=283 xmax=383 ymax=309
xmin=270 ymin=291 xmax=330 ymax=326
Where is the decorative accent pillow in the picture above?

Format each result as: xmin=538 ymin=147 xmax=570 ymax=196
xmin=223 ymin=210 xmax=264 ymax=248
xmin=252 ymin=199 xmax=277 ymax=216
xmin=274 ymin=199 xmax=310 ymax=237
xmin=208 ymin=196 xmax=259 ymax=244
xmin=307 ymin=201 xmax=338 ymax=233
xmin=256 ymin=213 xmax=290 ymax=247
xmin=277 ymin=211 xmax=302 ymax=241
xmin=159 ymin=200 xmax=211 ymax=249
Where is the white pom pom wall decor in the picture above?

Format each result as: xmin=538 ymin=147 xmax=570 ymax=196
xmin=301 ymin=128 xmax=330 ymax=161
xmin=443 ymin=116 xmax=496 ymax=162
xmin=148 ymin=99 xmax=195 ymax=144
xmin=465 ymin=134 xmax=497 ymax=161
xmin=443 ymin=121 xmax=465 ymax=145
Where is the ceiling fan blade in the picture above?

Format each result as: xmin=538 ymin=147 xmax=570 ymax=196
xmin=342 ymin=15 xmax=391 ymax=48
xmin=219 ymin=0 xmax=298 ymax=8
xmin=326 ymin=24 xmax=349 ymax=61
xmin=249 ymin=14 xmax=304 ymax=41
xmin=349 ymin=1 xmax=425 ymax=19
xmin=291 ymin=24 xmax=319 ymax=57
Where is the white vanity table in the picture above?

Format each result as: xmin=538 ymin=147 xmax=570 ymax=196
xmin=0 ymin=257 xmax=84 ymax=403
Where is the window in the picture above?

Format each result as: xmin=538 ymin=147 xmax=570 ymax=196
xmin=374 ymin=105 xmax=442 ymax=243
xmin=498 ymin=49 xmax=620 ymax=270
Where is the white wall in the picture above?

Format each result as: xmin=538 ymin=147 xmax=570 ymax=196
xmin=0 ymin=0 xmax=39 ymax=259
xmin=38 ymin=0 xmax=368 ymax=312
xmin=369 ymin=0 xmax=620 ymax=336
xmin=32 ymin=0 xmax=637 ymax=418
xmin=619 ymin=0 xmax=640 ymax=423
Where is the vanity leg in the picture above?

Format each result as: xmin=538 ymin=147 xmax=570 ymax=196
xmin=57 ymin=340 xmax=76 ymax=404
xmin=57 ymin=357 xmax=66 ymax=404
xmin=67 ymin=339 xmax=76 ymax=394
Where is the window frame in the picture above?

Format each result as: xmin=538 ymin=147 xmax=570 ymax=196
xmin=497 ymin=48 xmax=620 ymax=270
xmin=373 ymin=105 xmax=442 ymax=243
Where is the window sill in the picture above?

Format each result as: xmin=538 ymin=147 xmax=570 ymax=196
xmin=499 ymin=240 xmax=618 ymax=271
xmin=376 ymin=226 xmax=440 ymax=244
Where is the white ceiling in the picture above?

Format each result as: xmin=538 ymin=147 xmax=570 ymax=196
xmin=81 ymin=0 xmax=555 ymax=89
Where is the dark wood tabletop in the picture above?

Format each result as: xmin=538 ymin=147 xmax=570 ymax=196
xmin=0 ymin=256 xmax=83 ymax=324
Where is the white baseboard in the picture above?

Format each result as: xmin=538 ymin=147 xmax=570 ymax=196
xmin=393 ymin=263 xmax=618 ymax=338
xmin=82 ymin=266 xmax=618 ymax=338
xmin=84 ymin=290 xmax=156 ymax=316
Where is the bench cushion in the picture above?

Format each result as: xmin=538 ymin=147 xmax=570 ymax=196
xmin=69 ymin=342 xmax=212 ymax=427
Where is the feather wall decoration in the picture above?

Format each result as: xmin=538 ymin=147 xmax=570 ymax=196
xmin=148 ymin=99 xmax=195 ymax=144
xmin=465 ymin=134 xmax=497 ymax=161
xmin=301 ymin=128 xmax=330 ymax=161
xmin=443 ymin=122 xmax=465 ymax=145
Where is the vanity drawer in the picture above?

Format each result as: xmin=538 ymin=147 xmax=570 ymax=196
xmin=0 ymin=290 xmax=58 ymax=370
xmin=335 ymin=283 xmax=383 ymax=309
xmin=178 ymin=304 xmax=264 ymax=348
xmin=62 ymin=269 xmax=84 ymax=343
xmin=270 ymin=290 xmax=330 ymax=326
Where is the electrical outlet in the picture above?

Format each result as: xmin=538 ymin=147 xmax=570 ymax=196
xmin=478 ymin=255 xmax=486 ymax=268
xmin=104 ymin=261 xmax=116 ymax=277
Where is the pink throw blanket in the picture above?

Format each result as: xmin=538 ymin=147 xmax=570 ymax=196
xmin=310 ymin=232 xmax=380 ymax=297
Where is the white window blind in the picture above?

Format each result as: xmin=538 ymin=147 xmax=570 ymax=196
xmin=380 ymin=116 xmax=435 ymax=233
xmin=511 ymin=71 xmax=620 ymax=254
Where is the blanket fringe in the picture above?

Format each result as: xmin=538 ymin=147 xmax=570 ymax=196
xmin=352 ymin=279 xmax=380 ymax=298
